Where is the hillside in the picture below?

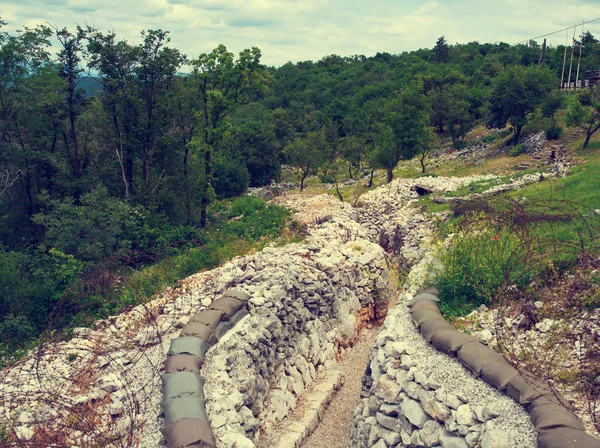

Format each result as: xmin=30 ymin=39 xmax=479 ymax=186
xmin=0 ymin=126 xmax=598 ymax=447
xmin=2 ymin=17 xmax=600 ymax=447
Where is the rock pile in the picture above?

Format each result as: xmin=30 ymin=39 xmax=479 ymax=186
xmin=199 ymin=216 xmax=390 ymax=447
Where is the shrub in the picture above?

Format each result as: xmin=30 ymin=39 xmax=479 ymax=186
xmin=509 ymin=143 xmax=525 ymax=157
xmin=213 ymin=155 xmax=251 ymax=199
xmin=435 ymin=195 xmax=600 ymax=317
xmin=480 ymin=133 xmax=499 ymax=144
xmin=545 ymin=125 xmax=563 ymax=140
xmin=435 ymin=224 xmax=537 ymax=316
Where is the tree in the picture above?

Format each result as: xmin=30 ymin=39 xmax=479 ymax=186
xmin=487 ymin=65 xmax=555 ymax=145
xmin=284 ymin=130 xmax=328 ymax=191
xmin=447 ymin=98 xmax=475 ymax=145
xmin=427 ymin=87 xmax=452 ymax=133
xmin=540 ymin=91 xmax=566 ymax=126
xmin=433 ymin=36 xmax=450 ymax=63
xmin=373 ymin=89 xmax=431 ymax=182
xmin=53 ymin=25 xmax=87 ymax=178
xmin=136 ymin=30 xmax=185 ymax=192
xmin=566 ymin=85 xmax=600 ymax=148
xmin=189 ymin=45 xmax=270 ymax=227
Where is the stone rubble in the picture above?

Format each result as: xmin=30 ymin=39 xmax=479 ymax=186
xmin=0 ymin=172 xmax=561 ymax=448
xmin=346 ymin=176 xmax=539 ymax=448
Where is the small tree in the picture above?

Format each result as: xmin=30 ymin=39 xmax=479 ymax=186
xmin=284 ymin=130 xmax=328 ymax=191
xmin=374 ymin=89 xmax=431 ymax=183
xmin=487 ymin=65 xmax=555 ymax=145
xmin=566 ymin=85 xmax=600 ymax=148
xmin=541 ymin=91 xmax=566 ymax=127
xmin=433 ymin=36 xmax=450 ymax=63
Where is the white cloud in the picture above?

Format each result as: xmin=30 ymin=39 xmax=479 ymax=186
xmin=2 ymin=0 xmax=600 ymax=66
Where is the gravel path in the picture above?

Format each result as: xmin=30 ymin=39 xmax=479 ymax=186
xmin=301 ymin=326 xmax=378 ymax=448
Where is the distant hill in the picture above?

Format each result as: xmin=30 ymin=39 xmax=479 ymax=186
xmin=76 ymin=76 xmax=103 ymax=97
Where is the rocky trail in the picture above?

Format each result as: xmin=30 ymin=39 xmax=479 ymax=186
xmin=1 ymin=168 xmax=597 ymax=447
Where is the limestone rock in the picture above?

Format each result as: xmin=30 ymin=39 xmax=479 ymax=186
xmin=439 ymin=430 xmax=468 ymax=448
xmin=400 ymin=397 xmax=431 ymax=428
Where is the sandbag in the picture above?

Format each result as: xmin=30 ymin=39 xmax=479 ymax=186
xmin=180 ymin=322 xmax=217 ymax=345
xmin=208 ymin=296 xmax=245 ymax=318
xmin=419 ymin=319 xmax=455 ymax=342
xmin=161 ymin=418 xmax=217 ymax=448
xmin=537 ymin=427 xmax=600 ymax=448
xmin=161 ymin=397 xmax=208 ymax=425
xmin=506 ymin=371 xmax=557 ymax=406
xmin=528 ymin=396 xmax=585 ymax=431
xmin=456 ymin=341 xmax=503 ymax=376
xmin=188 ymin=310 xmax=225 ymax=326
xmin=411 ymin=307 xmax=445 ymax=327
xmin=168 ymin=337 xmax=210 ymax=359
xmin=215 ymin=321 xmax=232 ymax=341
xmin=164 ymin=354 xmax=202 ymax=374
xmin=224 ymin=289 xmax=250 ymax=301
xmin=431 ymin=328 xmax=477 ymax=355
xmin=407 ymin=292 xmax=440 ymax=307
xmin=229 ymin=308 xmax=249 ymax=326
xmin=409 ymin=300 xmax=442 ymax=313
xmin=162 ymin=372 xmax=205 ymax=401
xmin=479 ymin=358 xmax=519 ymax=390
xmin=417 ymin=286 xmax=439 ymax=296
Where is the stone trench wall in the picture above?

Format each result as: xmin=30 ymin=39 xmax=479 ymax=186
xmin=173 ymin=210 xmax=392 ymax=447
xmin=347 ymin=176 xmax=600 ymax=448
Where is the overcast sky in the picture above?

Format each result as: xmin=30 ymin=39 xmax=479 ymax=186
xmin=2 ymin=0 xmax=600 ymax=67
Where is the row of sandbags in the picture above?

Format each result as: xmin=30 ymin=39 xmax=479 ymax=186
xmin=160 ymin=290 xmax=251 ymax=448
xmin=409 ymin=288 xmax=600 ymax=448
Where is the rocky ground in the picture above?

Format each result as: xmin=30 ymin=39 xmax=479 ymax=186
xmin=1 ymin=166 xmax=596 ymax=447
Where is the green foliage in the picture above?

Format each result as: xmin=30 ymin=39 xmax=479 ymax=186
xmin=509 ymin=143 xmax=525 ymax=157
xmin=432 ymin=36 xmax=450 ymax=64
xmin=33 ymin=186 xmax=148 ymax=261
xmin=436 ymin=223 xmax=537 ymax=317
xmin=284 ymin=130 xmax=329 ymax=191
xmin=487 ymin=65 xmax=556 ymax=144
xmin=540 ymin=91 xmax=566 ymax=126
xmin=566 ymin=85 xmax=600 ymax=148
xmin=545 ymin=125 xmax=563 ymax=140
xmin=213 ymin=151 xmax=251 ymax=199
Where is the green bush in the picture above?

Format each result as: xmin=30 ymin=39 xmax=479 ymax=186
xmin=509 ymin=143 xmax=525 ymax=157
xmin=545 ymin=125 xmax=563 ymax=140
xmin=435 ymin=224 xmax=538 ymax=317
xmin=480 ymin=133 xmax=499 ymax=144
xmin=213 ymin=154 xmax=251 ymax=199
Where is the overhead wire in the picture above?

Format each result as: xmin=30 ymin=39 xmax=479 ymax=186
xmin=512 ymin=17 xmax=600 ymax=45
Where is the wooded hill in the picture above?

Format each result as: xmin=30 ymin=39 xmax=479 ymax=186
xmin=2 ymin=20 xmax=600 ymax=359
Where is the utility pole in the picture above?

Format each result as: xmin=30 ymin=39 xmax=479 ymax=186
xmin=575 ymin=23 xmax=585 ymax=90
xmin=560 ymin=31 xmax=568 ymax=88
xmin=567 ymin=27 xmax=577 ymax=90
xmin=538 ymin=38 xmax=547 ymax=68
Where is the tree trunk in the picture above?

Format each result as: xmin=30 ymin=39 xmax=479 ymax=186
xmin=367 ymin=168 xmax=374 ymax=188
xmin=200 ymin=147 xmax=211 ymax=228
xmin=583 ymin=124 xmax=600 ymax=148
xmin=420 ymin=151 xmax=427 ymax=174
xmin=348 ymin=162 xmax=353 ymax=179
xmin=300 ymin=169 xmax=308 ymax=192
xmin=386 ymin=167 xmax=393 ymax=184
xmin=513 ymin=126 xmax=523 ymax=145
xmin=584 ymin=132 xmax=592 ymax=149
xmin=333 ymin=177 xmax=343 ymax=202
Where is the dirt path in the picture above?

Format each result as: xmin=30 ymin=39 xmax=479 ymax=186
xmin=300 ymin=326 xmax=377 ymax=448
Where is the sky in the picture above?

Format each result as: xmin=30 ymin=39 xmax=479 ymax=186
xmin=2 ymin=0 xmax=600 ymax=67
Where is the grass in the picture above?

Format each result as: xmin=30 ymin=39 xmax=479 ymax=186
xmin=430 ymin=130 xmax=600 ymax=317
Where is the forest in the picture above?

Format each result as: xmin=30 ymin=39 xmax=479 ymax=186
xmin=1 ymin=18 xmax=600 ymax=360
